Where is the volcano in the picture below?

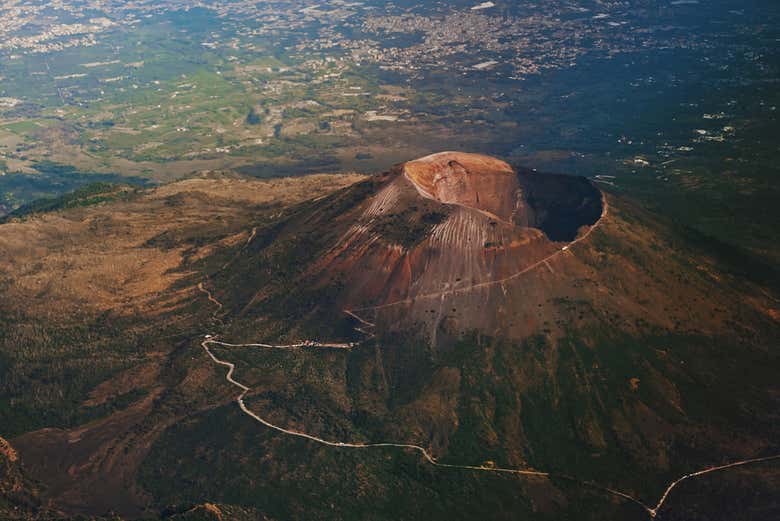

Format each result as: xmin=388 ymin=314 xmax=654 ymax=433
xmin=199 ymin=152 xmax=778 ymax=519
xmin=3 ymin=153 xmax=778 ymax=521
xmin=216 ymin=151 xmax=760 ymax=349
xmin=294 ymin=152 xmax=605 ymax=344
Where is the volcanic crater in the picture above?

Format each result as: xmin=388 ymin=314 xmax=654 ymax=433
xmin=311 ymin=152 xmax=604 ymax=318
xmin=401 ymin=151 xmax=603 ymax=241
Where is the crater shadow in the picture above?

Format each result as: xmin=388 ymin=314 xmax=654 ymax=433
xmin=516 ymin=168 xmax=603 ymax=242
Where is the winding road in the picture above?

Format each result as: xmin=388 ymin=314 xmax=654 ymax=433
xmin=203 ymin=337 xmax=541 ymax=470
xmin=201 ymin=335 xmax=780 ymax=518
xmin=197 ymin=189 xmax=779 ymax=519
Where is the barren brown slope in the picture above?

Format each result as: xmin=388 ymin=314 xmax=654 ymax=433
xmin=221 ymin=153 xmax=764 ymax=346
xmin=277 ymin=155 xmax=599 ymax=329
xmin=305 ymin=163 xmax=557 ymax=314
xmin=0 ymin=172 xmax=365 ymax=518
xmin=403 ymin=151 xmax=527 ymax=223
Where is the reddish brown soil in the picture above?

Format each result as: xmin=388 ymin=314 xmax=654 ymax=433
xmin=403 ymin=151 xmax=528 ymax=223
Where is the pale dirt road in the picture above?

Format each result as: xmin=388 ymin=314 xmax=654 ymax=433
xmin=202 ymin=335 xmax=780 ymax=519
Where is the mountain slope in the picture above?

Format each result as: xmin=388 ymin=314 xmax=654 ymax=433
xmin=0 ymin=156 xmax=778 ymax=520
xmin=181 ymin=153 xmax=780 ymax=519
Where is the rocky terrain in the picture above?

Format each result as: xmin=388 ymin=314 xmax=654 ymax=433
xmin=0 ymin=154 xmax=778 ymax=520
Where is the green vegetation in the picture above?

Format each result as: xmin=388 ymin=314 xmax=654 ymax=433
xmin=0 ymin=162 xmax=148 ymax=216
xmin=1 ymin=182 xmax=137 ymax=222
xmin=2 ymin=120 xmax=42 ymax=135
xmin=245 ymin=106 xmax=264 ymax=125
xmin=0 ymin=318 xmax=142 ymax=437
